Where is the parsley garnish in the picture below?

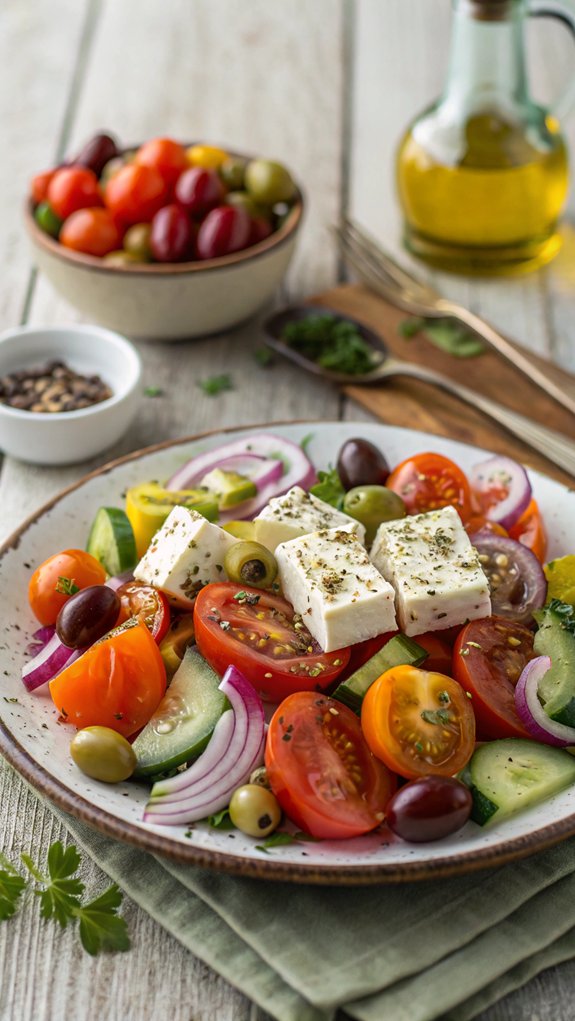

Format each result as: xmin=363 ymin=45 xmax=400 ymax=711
xmin=143 ymin=385 xmax=163 ymax=398
xmin=207 ymin=808 xmax=235 ymax=830
xmin=300 ymin=432 xmax=314 ymax=454
xmin=253 ymin=347 xmax=274 ymax=368
xmin=0 ymin=840 xmax=130 ymax=956
xmin=398 ymin=317 xmax=485 ymax=358
xmin=55 ymin=576 xmax=79 ymax=596
xmin=282 ymin=314 xmax=377 ymax=375
xmin=309 ymin=467 xmax=345 ymax=509
xmin=197 ymin=374 xmax=233 ymax=397
xmin=255 ymin=831 xmax=319 ymax=853
xmin=421 ymin=708 xmax=451 ymax=726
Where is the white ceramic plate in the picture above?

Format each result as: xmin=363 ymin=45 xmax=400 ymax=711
xmin=1 ymin=422 xmax=574 ymax=884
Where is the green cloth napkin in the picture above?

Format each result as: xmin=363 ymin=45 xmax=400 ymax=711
xmin=6 ymin=757 xmax=575 ymax=1021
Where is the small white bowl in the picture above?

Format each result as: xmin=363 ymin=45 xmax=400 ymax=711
xmin=0 ymin=324 xmax=142 ymax=465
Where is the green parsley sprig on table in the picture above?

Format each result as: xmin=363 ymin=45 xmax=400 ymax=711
xmin=1 ymin=840 xmax=130 ymax=956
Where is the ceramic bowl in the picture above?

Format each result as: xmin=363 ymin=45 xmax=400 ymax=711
xmin=0 ymin=324 xmax=142 ymax=465
xmin=25 ymin=182 xmax=304 ymax=342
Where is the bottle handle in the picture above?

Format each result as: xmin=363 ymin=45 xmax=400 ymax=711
xmin=529 ymin=0 xmax=575 ymax=121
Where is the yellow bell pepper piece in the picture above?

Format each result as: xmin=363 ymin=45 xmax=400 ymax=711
xmin=544 ymin=555 xmax=575 ymax=609
xmin=126 ymin=482 xmax=218 ymax=558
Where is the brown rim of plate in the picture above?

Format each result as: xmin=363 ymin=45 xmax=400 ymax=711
xmin=25 ymin=190 xmax=304 ymax=277
xmin=2 ymin=420 xmax=575 ymax=884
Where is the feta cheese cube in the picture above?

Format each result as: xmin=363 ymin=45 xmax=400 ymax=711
xmin=370 ymin=505 xmax=491 ymax=637
xmin=134 ymin=506 xmax=236 ymax=604
xmin=254 ymin=485 xmax=365 ymax=551
xmin=275 ymin=527 xmax=397 ymax=652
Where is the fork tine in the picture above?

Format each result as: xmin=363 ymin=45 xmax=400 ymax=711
xmin=334 ymin=225 xmax=408 ymax=296
xmin=337 ymin=230 xmax=426 ymax=316
xmin=340 ymin=218 xmax=440 ymax=302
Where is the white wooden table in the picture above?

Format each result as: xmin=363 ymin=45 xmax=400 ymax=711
xmin=1 ymin=2 xmax=575 ymax=1019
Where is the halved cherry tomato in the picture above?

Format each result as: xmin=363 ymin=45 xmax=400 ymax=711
xmin=60 ymin=207 xmax=122 ymax=256
xmin=194 ymin=582 xmax=350 ymax=702
xmin=47 ymin=167 xmax=102 ymax=220
xmin=265 ymin=692 xmax=397 ymax=839
xmin=508 ymin=499 xmax=547 ymax=563
xmin=464 ymin=515 xmax=508 ymax=538
xmin=116 ymin=581 xmax=170 ymax=643
xmin=413 ymin=632 xmax=453 ymax=674
xmin=49 ymin=619 xmax=166 ymax=737
xmin=452 ymin=617 xmax=533 ymax=740
xmin=104 ymin=164 xmax=169 ymax=225
xmin=135 ymin=137 xmax=188 ymax=187
xmin=361 ymin=665 xmax=476 ymax=779
xmin=29 ymin=550 xmax=107 ymax=626
xmin=158 ymin=613 xmax=195 ymax=677
xmin=386 ymin=452 xmax=472 ymax=522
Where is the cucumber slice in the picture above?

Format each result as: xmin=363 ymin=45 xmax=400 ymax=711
xmin=132 ymin=647 xmax=228 ymax=777
xmin=87 ymin=507 xmax=137 ymax=576
xmin=332 ymin=634 xmax=427 ymax=714
xmin=534 ymin=601 xmax=575 ymax=727
xmin=464 ymin=738 xmax=575 ymax=826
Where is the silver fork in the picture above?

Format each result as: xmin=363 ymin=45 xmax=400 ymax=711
xmin=336 ymin=218 xmax=575 ymax=420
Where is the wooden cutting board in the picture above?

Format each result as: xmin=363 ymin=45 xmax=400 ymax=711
xmin=310 ymin=283 xmax=575 ymax=486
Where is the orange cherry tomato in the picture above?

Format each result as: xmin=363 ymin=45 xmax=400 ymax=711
xmin=31 ymin=170 xmax=55 ymax=205
xmin=135 ymin=137 xmax=188 ymax=187
xmin=386 ymin=452 xmax=472 ymax=522
xmin=265 ymin=692 xmax=397 ymax=839
xmin=49 ymin=620 xmax=166 ymax=737
xmin=104 ymin=164 xmax=169 ymax=225
xmin=464 ymin=515 xmax=508 ymax=538
xmin=28 ymin=550 xmax=107 ymax=626
xmin=47 ymin=167 xmax=102 ymax=220
xmin=508 ymin=499 xmax=547 ymax=563
xmin=60 ymin=208 xmax=122 ymax=256
xmin=361 ymin=665 xmax=476 ymax=780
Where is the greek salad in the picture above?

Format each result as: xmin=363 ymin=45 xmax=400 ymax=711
xmin=21 ymin=432 xmax=575 ymax=846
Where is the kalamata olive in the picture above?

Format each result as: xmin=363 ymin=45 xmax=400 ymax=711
xmin=150 ymin=204 xmax=193 ymax=262
xmin=74 ymin=133 xmax=119 ymax=177
xmin=56 ymin=584 xmax=120 ymax=649
xmin=386 ymin=776 xmax=473 ymax=843
xmin=70 ymin=726 xmax=137 ymax=783
xmin=337 ymin=438 xmax=390 ymax=490
xmin=175 ymin=167 xmax=225 ymax=216
xmin=196 ymin=205 xmax=251 ymax=259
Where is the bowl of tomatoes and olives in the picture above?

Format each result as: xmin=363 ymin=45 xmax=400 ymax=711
xmin=26 ymin=133 xmax=304 ymax=341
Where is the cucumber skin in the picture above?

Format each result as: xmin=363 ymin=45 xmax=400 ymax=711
xmin=87 ymin=507 xmax=137 ymax=575
xmin=534 ymin=602 xmax=575 ymax=726
xmin=333 ymin=634 xmax=427 ymax=714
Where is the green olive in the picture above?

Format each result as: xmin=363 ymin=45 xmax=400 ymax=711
xmin=229 ymin=784 xmax=282 ymax=837
xmin=343 ymin=485 xmax=406 ymax=545
xmin=70 ymin=726 xmax=137 ymax=783
xmin=34 ymin=202 xmax=62 ymax=239
xmin=100 ymin=155 xmax=126 ymax=186
xmin=249 ymin=765 xmax=272 ymax=789
xmin=224 ymin=540 xmax=278 ymax=588
xmin=219 ymin=156 xmax=247 ymax=191
xmin=102 ymin=250 xmax=141 ymax=266
xmin=244 ymin=159 xmax=296 ymax=205
xmin=123 ymin=223 xmax=152 ymax=261
xmin=224 ymin=190 xmax=268 ymax=219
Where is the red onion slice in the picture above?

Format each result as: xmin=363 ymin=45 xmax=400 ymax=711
xmin=143 ymin=664 xmax=265 ymax=825
xmin=106 ymin=570 xmax=135 ymax=592
xmin=515 ymin=656 xmax=575 ymax=747
xmin=470 ymin=456 xmax=532 ymax=530
xmin=471 ymin=532 xmax=547 ymax=625
xmin=166 ymin=433 xmax=316 ymax=522
xmin=22 ymin=631 xmax=81 ymax=692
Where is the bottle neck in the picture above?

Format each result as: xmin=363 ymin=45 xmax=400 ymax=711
xmin=442 ymin=0 xmax=529 ymax=115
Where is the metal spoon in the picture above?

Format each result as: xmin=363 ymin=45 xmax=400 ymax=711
xmin=263 ymin=304 xmax=575 ymax=477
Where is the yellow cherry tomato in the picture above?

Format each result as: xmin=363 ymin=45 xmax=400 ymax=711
xmin=544 ymin=555 xmax=575 ymax=608
xmin=186 ymin=144 xmax=229 ymax=169
xmin=125 ymin=482 xmax=218 ymax=558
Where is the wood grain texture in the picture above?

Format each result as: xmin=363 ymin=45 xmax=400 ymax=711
xmin=2 ymin=1 xmax=575 ymax=1020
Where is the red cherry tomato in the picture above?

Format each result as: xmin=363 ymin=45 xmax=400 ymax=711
xmin=174 ymin=167 xmax=225 ymax=216
xmin=47 ymin=167 xmax=102 ymax=220
xmin=31 ymin=170 xmax=55 ymax=205
xmin=49 ymin=620 xmax=166 ymax=737
xmin=196 ymin=205 xmax=251 ymax=259
xmin=60 ymin=208 xmax=122 ymax=257
xmin=104 ymin=164 xmax=168 ymax=226
xmin=508 ymin=499 xmax=547 ymax=563
xmin=386 ymin=452 xmax=472 ymax=522
xmin=29 ymin=550 xmax=107 ymax=626
xmin=135 ymin=137 xmax=188 ymax=187
xmin=265 ymin=692 xmax=397 ymax=839
xmin=452 ymin=617 xmax=533 ymax=740
xmin=193 ymin=582 xmax=350 ymax=702
xmin=150 ymin=204 xmax=193 ymax=262
xmin=413 ymin=632 xmax=453 ymax=674
xmin=116 ymin=581 xmax=170 ymax=643
xmin=361 ymin=665 xmax=476 ymax=779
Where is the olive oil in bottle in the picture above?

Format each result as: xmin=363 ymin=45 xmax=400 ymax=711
xmin=396 ymin=0 xmax=572 ymax=275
